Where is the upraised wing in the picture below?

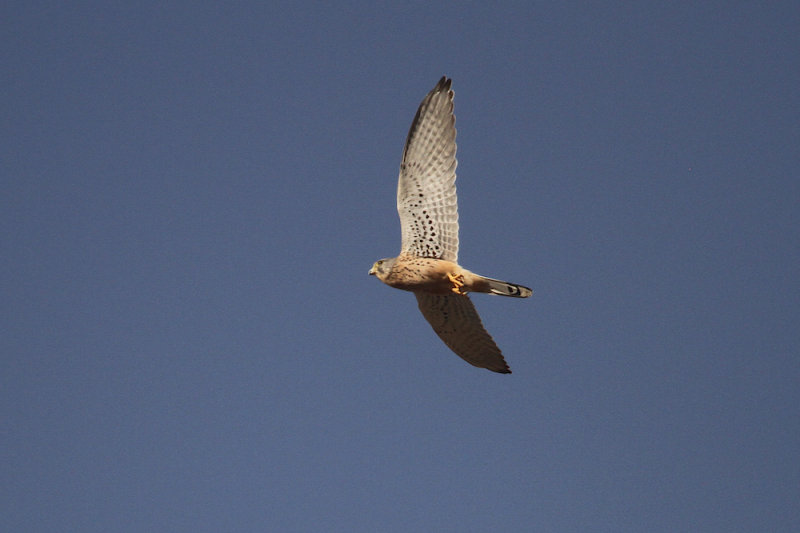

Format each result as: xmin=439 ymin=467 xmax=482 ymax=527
xmin=397 ymin=77 xmax=459 ymax=262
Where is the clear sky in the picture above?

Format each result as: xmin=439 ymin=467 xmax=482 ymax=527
xmin=3 ymin=2 xmax=798 ymax=531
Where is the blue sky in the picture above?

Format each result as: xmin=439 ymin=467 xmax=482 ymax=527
xmin=3 ymin=2 xmax=798 ymax=531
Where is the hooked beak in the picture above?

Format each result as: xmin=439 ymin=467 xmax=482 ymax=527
xmin=368 ymin=265 xmax=376 ymax=275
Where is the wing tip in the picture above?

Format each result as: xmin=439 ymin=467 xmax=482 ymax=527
xmin=400 ymin=76 xmax=456 ymax=164
xmin=490 ymin=358 xmax=512 ymax=374
xmin=435 ymin=76 xmax=452 ymax=93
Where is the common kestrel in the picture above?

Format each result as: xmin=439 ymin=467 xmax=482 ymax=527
xmin=370 ymin=77 xmax=532 ymax=374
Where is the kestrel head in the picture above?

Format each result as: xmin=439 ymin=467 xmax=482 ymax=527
xmin=369 ymin=257 xmax=396 ymax=282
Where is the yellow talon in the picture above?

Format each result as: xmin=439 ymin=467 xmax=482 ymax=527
xmin=447 ymin=272 xmax=467 ymax=295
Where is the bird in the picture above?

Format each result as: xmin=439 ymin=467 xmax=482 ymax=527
xmin=369 ymin=76 xmax=532 ymax=374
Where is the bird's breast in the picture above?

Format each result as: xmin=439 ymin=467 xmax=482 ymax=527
xmin=384 ymin=257 xmax=462 ymax=294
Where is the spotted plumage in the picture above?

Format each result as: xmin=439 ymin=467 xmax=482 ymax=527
xmin=370 ymin=77 xmax=531 ymax=374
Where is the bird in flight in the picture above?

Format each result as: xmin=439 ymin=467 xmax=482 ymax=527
xmin=369 ymin=77 xmax=532 ymax=373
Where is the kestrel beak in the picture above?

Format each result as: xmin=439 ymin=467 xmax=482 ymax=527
xmin=368 ymin=265 xmax=376 ymax=275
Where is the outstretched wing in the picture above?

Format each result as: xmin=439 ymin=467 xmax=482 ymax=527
xmin=415 ymin=292 xmax=511 ymax=374
xmin=397 ymin=77 xmax=459 ymax=262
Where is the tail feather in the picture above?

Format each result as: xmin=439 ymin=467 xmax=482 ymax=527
xmin=482 ymin=276 xmax=532 ymax=298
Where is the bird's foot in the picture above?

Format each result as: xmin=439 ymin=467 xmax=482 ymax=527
xmin=447 ymin=272 xmax=467 ymax=295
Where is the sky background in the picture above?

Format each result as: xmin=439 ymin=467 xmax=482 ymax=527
xmin=2 ymin=2 xmax=799 ymax=531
